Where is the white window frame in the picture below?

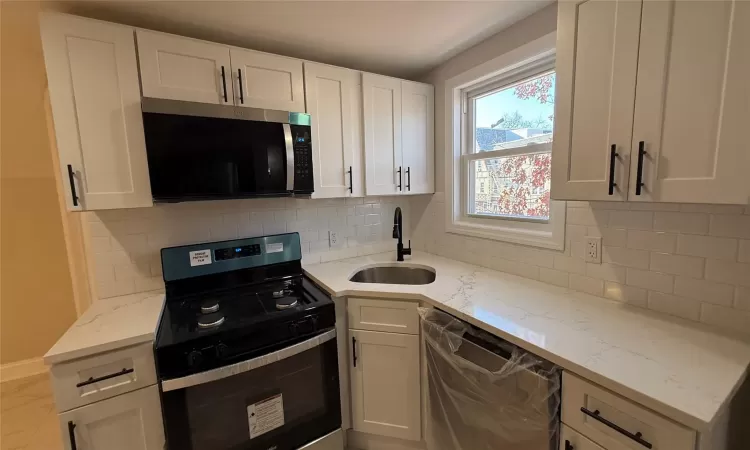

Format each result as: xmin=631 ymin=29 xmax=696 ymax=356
xmin=444 ymin=32 xmax=565 ymax=250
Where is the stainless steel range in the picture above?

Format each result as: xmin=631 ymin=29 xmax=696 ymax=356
xmin=155 ymin=233 xmax=343 ymax=450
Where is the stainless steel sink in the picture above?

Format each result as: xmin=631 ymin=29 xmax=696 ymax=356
xmin=349 ymin=265 xmax=436 ymax=285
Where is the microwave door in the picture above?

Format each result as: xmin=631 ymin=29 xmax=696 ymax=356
xmin=240 ymin=122 xmax=287 ymax=195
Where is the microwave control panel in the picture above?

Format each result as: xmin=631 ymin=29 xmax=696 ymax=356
xmin=291 ymin=125 xmax=314 ymax=193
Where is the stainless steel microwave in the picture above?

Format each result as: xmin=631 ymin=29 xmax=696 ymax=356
xmin=141 ymin=98 xmax=313 ymax=202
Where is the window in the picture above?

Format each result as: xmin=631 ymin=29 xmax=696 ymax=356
xmin=466 ymin=70 xmax=555 ymax=221
xmin=444 ymin=34 xmax=564 ymax=250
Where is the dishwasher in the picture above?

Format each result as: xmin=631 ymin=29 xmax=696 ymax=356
xmin=419 ymin=308 xmax=561 ymax=450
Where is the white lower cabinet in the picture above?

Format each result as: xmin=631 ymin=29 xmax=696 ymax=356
xmin=349 ymin=329 xmax=421 ymax=441
xmin=562 ymin=372 xmax=694 ymax=450
xmin=561 ymin=424 xmax=605 ymax=450
xmin=59 ymin=384 xmax=164 ymax=450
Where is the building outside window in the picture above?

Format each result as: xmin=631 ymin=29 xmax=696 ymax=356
xmin=445 ymin=38 xmax=564 ymax=250
xmin=466 ymin=70 xmax=555 ymax=221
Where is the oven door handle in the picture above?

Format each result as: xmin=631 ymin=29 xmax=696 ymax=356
xmin=161 ymin=329 xmax=336 ymax=392
xmin=283 ymin=123 xmax=295 ymax=191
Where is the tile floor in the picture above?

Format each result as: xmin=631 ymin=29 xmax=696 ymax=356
xmin=1 ymin=373 xmax=61 ymax=450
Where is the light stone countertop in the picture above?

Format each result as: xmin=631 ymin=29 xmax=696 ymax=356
xmin=44 ymin=290 xmax=165 ymax=365
xmin=303 ymin=251 xmax=750 ymax=432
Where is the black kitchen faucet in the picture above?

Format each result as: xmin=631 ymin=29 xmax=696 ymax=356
xmin=393 ymin=207 xmax=411 ymax=262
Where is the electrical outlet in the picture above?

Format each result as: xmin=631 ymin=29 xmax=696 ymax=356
xmin=585 ymin=236 xmax=602 ymax=263
xmin=329 ymin=231 xmax=342 ymax=248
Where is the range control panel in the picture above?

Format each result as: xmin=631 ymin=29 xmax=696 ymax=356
xmin=214 ymin=244 xmax=262 ymax=261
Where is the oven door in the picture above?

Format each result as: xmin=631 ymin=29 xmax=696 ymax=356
xmin=160 ymin=329 xmax=341 ymax=450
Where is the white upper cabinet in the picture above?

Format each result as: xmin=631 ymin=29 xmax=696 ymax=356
xmin=231 ymin=48 xmax=305 ymax=112
xmin=41 ymin=14 xmax=152 ymax=211
xmin=363 ymin=73 xmax=403 ymax=196
xmin=304 ymin=62 xmax=363 ymax=198
xmin=629 ymin=0 xmax=750 ymax=204
xmin=552 ymin=0 xmax=642 ymax=201
xmin=59 ymin=385 xmax=164 ymax=450
xmin=552 ymin=0 xmax=750 ymax=204
xmin=137 ymin=30 xmax=233 ymax=105
xmin=401 ymin=81 xmax=435 ymax=195
xmin=363 ymin=75 xmax=435 ymax=196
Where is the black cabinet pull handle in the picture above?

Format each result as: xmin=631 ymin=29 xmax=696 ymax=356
xmin=68 ymin=421 xmax=77 ymax=450
xmin=397 ymin=166 xmax=402 ymax=191
xmin=75 ymin=368 xmax=134 ymax=388
xmin=580 ymin=407 xmax=653 ymax=449
xmin=565 ymin=440 xmax=574 ymax=450
xmin=221 ymin=66 xmax=228 ymax=103
xmin=352 ymin=337 xmax=357 ymax=367
xmin=237 ymin=68 xmax=244 ymax=104
xmin=406 ymin=167 xmax=411 ymax=191
xmin=635 ymin=140 xmax=647 ymax=195
xmin=608 ymin=144 xmax=618 ymax=195
xmin=347 ymin=166 xmax=353 ymax=194
xmin=67 ymin=164 xmax=79 ymax=207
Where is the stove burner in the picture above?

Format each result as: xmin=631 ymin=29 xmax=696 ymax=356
xmin=276 ymin=298 xmax=298 ymax=310
xmin=198 ymin=313 xmax=225 ymax=329
xmin=200 ymin=300 xmax=219 ymax=314
xmin=272 ymin=289 xmax=292 ymax=298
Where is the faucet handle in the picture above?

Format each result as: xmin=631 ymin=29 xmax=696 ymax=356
xmin=404 ymin=240 xmax=412 ymax=256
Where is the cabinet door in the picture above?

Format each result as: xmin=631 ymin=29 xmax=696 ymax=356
xmin=231 ymin=48 xmax=305 ymax=112
xmin=136 ymin=30 xmax=233 ymax=104
xmin=401 ymin=81 xmax=435 ymax=195
xmin=59 ymin=385 xmax=164 ymax=450
xmin=363 ymin=73 xmax=403 ymax=196
xmin=629 ymin=0 xmax=750 ymax=204
xmin=349 ymin=330 xmax=421 ymax=441
xmin=560 ymin=424 xmax=606 ymax=450
xmin=551 ymin=0 xmax=642 ymax=201
xmin=40 ymin=13 xmax=152 ymax=211
xmin=304 ymin=62 xmax=362 ymax=198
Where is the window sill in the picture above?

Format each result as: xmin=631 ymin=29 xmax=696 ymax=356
xmin=447 ymin=200 xmax=565 ymax=251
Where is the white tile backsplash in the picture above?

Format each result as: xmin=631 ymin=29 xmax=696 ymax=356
xmin=412 ymin=196 xmax=750 ymax=333
xmin=87 ymin=196 xmax=412 ymax=299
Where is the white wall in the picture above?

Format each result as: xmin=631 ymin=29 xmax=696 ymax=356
xmin=412 ymin=4 xmax=750 ymax=334
xmin=87 ymin=196 xmax=412 ymax=299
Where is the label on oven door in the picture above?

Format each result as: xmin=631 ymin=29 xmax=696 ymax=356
xmin=247 ymin=394 xmax=285 ymax=439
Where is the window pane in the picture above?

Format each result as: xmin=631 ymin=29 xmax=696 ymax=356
xmin=474 ymin=72 xmax=555 ymax=153
xmin=470 ymin=152 xmax=551 ymax=220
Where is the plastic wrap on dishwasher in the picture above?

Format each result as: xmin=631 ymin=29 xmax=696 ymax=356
xmin=418 ymin=307 xmax=561 ymax=450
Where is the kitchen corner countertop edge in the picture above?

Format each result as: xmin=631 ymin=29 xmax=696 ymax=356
xmin=44 ymin=290 xmax=166 ymax=366
xmin=303 ymin=251 xmax=750 ymax=433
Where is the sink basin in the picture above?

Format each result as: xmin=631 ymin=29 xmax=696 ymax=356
xmin=349 ymin=265 xmax=436 ymax=285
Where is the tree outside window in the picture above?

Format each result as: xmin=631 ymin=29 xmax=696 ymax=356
xmin=469 ymin=71 xmax=555 ymax=221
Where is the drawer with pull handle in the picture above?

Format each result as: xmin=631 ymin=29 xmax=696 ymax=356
xmin=561 ymin=372 xmax=694 ymax=450
xmin=348 ymin=297 xmax=419 ymax=334
xmin=50 ymin=342 xmax=156 ymax=413
xmin=561 ymin=424 xmax=606 ymax=450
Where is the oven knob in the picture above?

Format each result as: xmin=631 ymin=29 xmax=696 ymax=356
xmin=215 ymin=343 xmax=229 ymax=359
xmin=187 ymin=350 xmax=203 ymax=368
